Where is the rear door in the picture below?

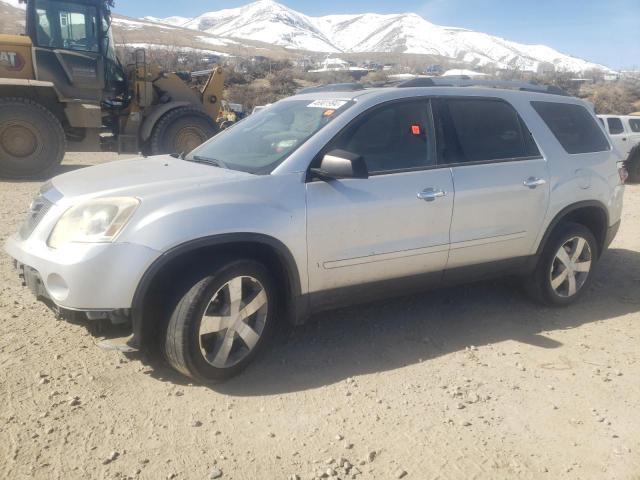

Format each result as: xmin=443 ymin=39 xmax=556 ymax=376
xmin=625 ymin=117 xmax=640 ymax=152
xmin=605 ymin=117 xmax=632 ymax=159
xmin=306 ymin=99 xmax=454 ymax=307
xmin=432 ymin=97 xmax=549 ymax=275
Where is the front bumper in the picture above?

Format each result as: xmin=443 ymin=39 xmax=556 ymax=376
xmin=11 ymin=261 xmax=86 ymax=322
xmin=4 ymin=233 xmax=160 ymax=311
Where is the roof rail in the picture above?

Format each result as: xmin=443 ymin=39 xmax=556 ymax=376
xmin=297 ymin=83 xmax=365 ymax=94
xmin=396 ymin=77 xmax=569 ymax=96
xmin=394 ymin=77 xmax=436 ymax=88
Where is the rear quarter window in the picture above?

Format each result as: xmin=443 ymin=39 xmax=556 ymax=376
xmin=531 ymin=101 xmax=610 ymax=154
xmin=629 ymin=118 xmax=640 ymax=133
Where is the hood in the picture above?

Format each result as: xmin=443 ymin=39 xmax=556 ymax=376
xmin=49 ymin=155 xmax=253 ymax=200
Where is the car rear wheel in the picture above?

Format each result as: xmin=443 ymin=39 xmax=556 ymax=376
xmin=163 ymin=259 xmax=277 ymax=382
xmin=526 ymin=222 xmax=598 ymax=306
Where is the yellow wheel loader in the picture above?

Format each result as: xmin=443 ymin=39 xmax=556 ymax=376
xmin=0 ymin=0 xmax=225 ymax=179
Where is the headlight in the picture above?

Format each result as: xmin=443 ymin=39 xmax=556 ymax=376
xmin=48 ymin=197 xmax=140 ymax=249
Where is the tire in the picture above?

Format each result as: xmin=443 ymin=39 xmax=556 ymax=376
xmin=0 ymin=97 xmax=65 ymax=179
xmin=164 ymin=259 xmax=278 ymax=382
xmin=525 ymin=222 xmax=598 ymax=307
xmin=149 ymin=107 xmax=218 ymax=156
xmin=627 ymin=151 xmax=640 ymax=183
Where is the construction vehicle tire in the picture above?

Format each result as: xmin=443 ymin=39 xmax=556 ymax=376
xmin=149 ymin=107 xmax=219 ymax=156
xmin=0 ymin=97 xmax=65 ymax=179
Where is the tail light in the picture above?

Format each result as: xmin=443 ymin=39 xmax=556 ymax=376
xmin=619 ymin=165 xmax=629 ymax=184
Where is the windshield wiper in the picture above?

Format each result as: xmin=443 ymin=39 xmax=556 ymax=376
xmin=188 ymin=155 xmax=229 ymax=169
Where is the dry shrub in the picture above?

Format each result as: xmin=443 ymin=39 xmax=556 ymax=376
xmin=580 ymin=79 xmax=640 ymax=115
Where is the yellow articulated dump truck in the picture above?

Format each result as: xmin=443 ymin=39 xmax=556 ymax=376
xmin=0 ymin=0 xmax=225 ymax=178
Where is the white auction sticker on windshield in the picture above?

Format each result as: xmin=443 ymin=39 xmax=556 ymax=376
xmin=307 ymin=100 xmax=348 ymax=109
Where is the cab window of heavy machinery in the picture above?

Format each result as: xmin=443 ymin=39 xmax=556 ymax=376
xmin=101 ymin=10 xmax=126 ymax=89
xmin=34 ymin=0 xmax=99 ymax=53
xmin=101 ymin=14 xmax=117 ymax=62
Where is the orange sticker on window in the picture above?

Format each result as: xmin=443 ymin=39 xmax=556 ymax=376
xmin=323 ymin=109 xmax=336 ymax=117
xmin=411 ymin=124 xmax=422 ymax=135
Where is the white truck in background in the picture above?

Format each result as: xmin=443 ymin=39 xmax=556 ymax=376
xmin=598 ymin=115 xmax=640 ymax=182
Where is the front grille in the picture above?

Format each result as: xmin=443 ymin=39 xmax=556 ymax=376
xmin=19 ymin=196 xmax=53 ymax=240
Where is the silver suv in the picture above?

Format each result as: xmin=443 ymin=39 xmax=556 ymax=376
xmin=5 ymin=79 xmax=627 ymax=382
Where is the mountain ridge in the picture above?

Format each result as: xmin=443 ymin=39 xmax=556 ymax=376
xmin=158 ymin=0 xmax=612 ymax=73
xmin=0 ymin=0 xmax=613 ymax=73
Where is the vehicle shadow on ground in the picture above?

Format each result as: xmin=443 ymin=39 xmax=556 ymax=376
xmin=144 ymin=248 xmax=640 ymax=395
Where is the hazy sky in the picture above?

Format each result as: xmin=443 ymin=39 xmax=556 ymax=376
xmin=114 ymin=0 xmax=640 ymax=70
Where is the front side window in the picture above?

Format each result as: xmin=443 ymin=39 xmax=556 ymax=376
xmin=531 ymin=101 xmax=610 ymax=154
xmin=607 ymin=117 xmax=625 ymax=135
xmin=434 ymin=98 xmax=540 ymax=164
xmin=326 ymin=100 xmax=433 ymax=174
xmin=629 ymin=118 xmax=640 ymax=133
xmin=188 ymin=99 xmax=352 ymax=174
xmin=35 ymin=0 xmax=99 ymax=53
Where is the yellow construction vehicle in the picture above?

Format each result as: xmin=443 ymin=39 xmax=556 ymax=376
xmin=0 ymin=0 xmax=225 ymax=178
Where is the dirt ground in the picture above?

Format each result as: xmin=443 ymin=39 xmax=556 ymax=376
xmin=1 ymin=153 xmax=639 ymax=480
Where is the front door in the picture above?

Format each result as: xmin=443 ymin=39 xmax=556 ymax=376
xmin=306 ymin=99 xmax=454 ymax=308
xmin=432 ymin=97 xmax=550 ymax=274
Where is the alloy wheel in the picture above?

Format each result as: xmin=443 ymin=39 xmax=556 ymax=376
xmin=198 ymin=276 xmax=268 ymax=368
xmin=549 ymin=236 xmax=592 ymax=298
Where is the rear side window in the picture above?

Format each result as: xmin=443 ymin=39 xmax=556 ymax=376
xmin=628 ymin=118 xmax=640 ymax=133
xmin=607 ymin=117 xmax=625 ymax=135
xmin=434 ymin=98 xmax=540 ymax=164
xmin=531 ymin=101 xmax=610 ymax=154
xmin=328 ymin=100 xmax=433 ymax=173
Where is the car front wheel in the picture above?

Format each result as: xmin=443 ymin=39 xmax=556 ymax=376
xmin=164 ymin=259 xmax=277 ymax=382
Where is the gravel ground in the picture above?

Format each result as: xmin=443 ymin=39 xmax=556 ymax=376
xmin=1 ymin=153 xmax=639 ymax=480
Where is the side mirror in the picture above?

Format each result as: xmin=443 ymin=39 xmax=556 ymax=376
xmin=310 ymin=149 xmax=369 ymax=180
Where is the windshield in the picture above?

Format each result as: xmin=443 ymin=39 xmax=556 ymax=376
xmin=187 ymin=99 xmax=353 ymax=174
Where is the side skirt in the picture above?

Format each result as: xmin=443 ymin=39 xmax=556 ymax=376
xmin=303 ymin=255 xmax=537 ymax=318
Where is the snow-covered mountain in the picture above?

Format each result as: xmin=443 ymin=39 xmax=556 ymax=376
xmin=183 ymin=1 xmax=338 ymax=53
xmin=316 ymin=12 xmax=595 ymax=72
xmin=0 ymin=0 xmax=24 ymax=9
xmin=172 ymin=0 xmax=610 ymax=72
xmin=0 ymin=0 xmax=611 ymax=72
xmin=143 ymin=16 xmax=191 ymax=27
xmin=0 ymin=0 xmax=267 ymax=57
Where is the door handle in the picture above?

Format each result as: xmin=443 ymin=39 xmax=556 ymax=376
xmin=523 ymin=177 xmax=547 ymax=189
xmin=417 ymin=188 xmax=446 ymax=202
